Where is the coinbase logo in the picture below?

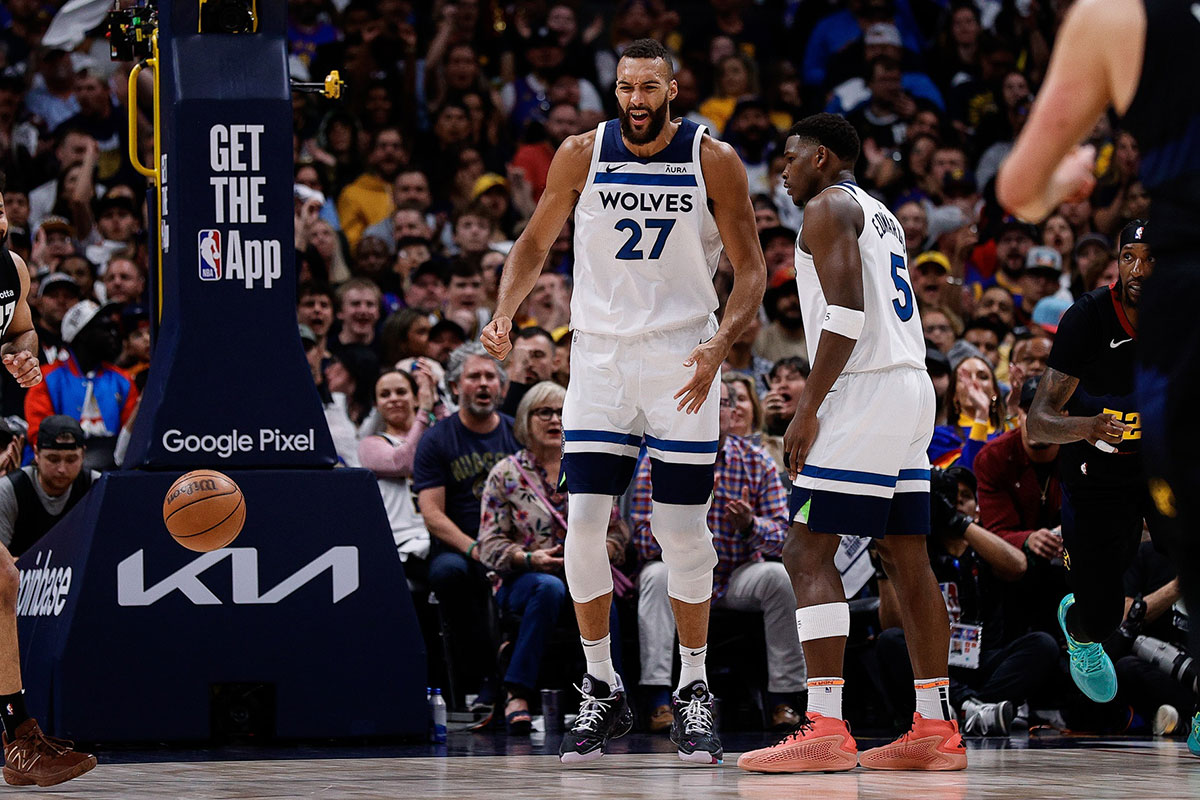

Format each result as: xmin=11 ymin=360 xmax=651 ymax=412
xmin=198 ymin=229 xmax=222 ymax=280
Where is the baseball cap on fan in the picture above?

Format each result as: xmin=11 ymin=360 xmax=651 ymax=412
xmin=864 ymin=22 xmax=902 ymax=48
xmin=61 ymin=299 xmax=119 ymax=344
xmin=37 ymin=415 xmax=85 ymax=450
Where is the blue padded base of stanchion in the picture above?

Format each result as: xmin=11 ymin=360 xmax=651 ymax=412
xmin=16 ymin=469 xmax=427 ymax=742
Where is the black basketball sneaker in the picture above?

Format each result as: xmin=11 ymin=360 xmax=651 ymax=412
xmin=669 ymin=680 xmax=723 ymax=764
xmin=558 ymin=673 xmax=633 ymax=764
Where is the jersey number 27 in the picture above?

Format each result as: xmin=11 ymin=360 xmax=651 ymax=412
xmin=614 ymin=218 xmax=675 ymax=260
xmin=890 ymin=253 xmax=914 ymax=321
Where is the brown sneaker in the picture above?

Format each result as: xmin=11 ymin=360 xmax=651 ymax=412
xmin=2 ymin=719 xmax=97 ymax=787
xmin=771 ymin=703 xmax=801 ymax=730
xmin=648 ymin=704 xmax=673 ymax=733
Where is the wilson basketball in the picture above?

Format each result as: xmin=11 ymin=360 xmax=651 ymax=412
xmin=162 ymin=470 xmax=246 ymax=552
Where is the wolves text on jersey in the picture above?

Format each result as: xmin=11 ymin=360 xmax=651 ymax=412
xmin=599 ymin=191 xmax=695 ymax=214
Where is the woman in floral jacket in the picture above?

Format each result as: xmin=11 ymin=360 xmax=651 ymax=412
xmin=478 ymin=381 xmax=628 ymax=734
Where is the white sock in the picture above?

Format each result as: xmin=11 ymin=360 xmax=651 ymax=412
xmin=806 ymin=677 xmax=845 ymax=720
xmin=914 ymin=678 xmax=952 ymax=721
xmin=581 ymin=635 xmax=618 ymax=687
xmin=678 ymin=643 xmax=708 ymax=691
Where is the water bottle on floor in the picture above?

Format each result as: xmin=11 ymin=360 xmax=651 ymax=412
xmin=431 ymin=688 xmax=448 ymax=743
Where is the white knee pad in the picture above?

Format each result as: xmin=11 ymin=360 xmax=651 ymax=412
xmin=564 ymin=493 xmax=616 ymax=603
xmin=650 ymin=501 xmax=718 ymax=604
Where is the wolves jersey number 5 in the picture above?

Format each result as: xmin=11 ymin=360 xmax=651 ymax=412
xmin=890 ymin=253 xmax=914 ymax=321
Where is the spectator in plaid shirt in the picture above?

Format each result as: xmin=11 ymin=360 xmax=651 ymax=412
xmin=633 ymin=380 xmax=804 ymax=731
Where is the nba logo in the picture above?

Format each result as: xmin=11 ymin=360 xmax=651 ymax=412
xmin=198 ymin=230 xmax=221 ymax=280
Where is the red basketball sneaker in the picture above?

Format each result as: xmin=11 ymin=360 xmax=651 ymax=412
xmin=858 ymin=713 xmax=967 ymax=771
xmin=737 ymin=713 xmax=858 ymax=773
xmin=2 ymin=719 xmax=97 ymax=787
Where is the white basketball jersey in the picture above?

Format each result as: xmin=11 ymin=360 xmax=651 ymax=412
xmin=794 ymin=181 xmax=926 ymax=374
xmin=571 ymin=119 xmax=723 ymax=336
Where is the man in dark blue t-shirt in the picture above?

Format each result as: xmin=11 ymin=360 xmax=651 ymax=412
xmin=414 ymin=341 xmax=518 ymax=708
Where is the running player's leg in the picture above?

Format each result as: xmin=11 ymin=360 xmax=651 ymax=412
xmin=1056 ymin=485 xmax=1141 ymax=702
xmin=0 ymin=547 xmax=95 ymax=786
xmin=559 ymin=331 xmax=639 ymax=763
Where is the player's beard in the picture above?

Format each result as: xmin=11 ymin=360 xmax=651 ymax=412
xmin=619 ymin=98 xmax=669 ymax=145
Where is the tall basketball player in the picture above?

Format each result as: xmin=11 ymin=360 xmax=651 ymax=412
xmin=0 ymin=183 xmax=96 ymax=786
xmin=995 ymin=0 xmax=1200 ymax=755
xmin=738 ymin=114 xmax=966 ymax=773
xmin=481 ymin=39 xmax=766 ymax=765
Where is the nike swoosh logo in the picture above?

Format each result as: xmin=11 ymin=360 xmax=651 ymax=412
xmin=605 ymin=164 xmax=625 ymax=172
xmin=1110 ymin=338 xmax=1133 ymax=349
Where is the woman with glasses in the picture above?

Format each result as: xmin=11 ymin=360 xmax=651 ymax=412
xmin=723 ymin=372 xmax=787 ymax=481
xmin=478 ymin=381 xmax=630 ymax=734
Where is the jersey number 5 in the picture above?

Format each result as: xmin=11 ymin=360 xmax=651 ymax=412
xmin=615 ymin=218 xmax=675 ymax=260
xmin=890 ymin=252 xmax=914 ymax=321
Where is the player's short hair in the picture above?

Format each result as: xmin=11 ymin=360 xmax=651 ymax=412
xmin=787 ymin=113 xmax=861 ymax=165
xmin=619 ymin=38 xmax=674 ymax=78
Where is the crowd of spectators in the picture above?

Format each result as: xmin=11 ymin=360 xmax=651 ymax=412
xmin=0 ymin=0 xmax=1187 ymax=737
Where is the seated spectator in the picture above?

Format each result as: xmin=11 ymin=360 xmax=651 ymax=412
xmin=699 ymin=53 xmax=759 ymax=135
xmin=962 ymin=319 xmax=1005 ymax=369
xmin=358 ymin=368 xmax=437 ymax=568
xmin=322 ymin=345 xmax=378 ymax=429
xmin=414 ymin=342 xmax=520 ymax=709
xmin=722 ymin=310 xmax=772 ymax=392
xmin=100 ymin=253 xmax=146 ymax=307
xmin=85 ymin=193 xmax=141 ymax=272
xmin=723 ymin=372 xmax=785 ymax=482
xmin=755 ymin=274 xmax=807 ymax=370
xmin=876 ymin=466 xmax=1058 ymax=736
xmin=24 ymin=301 xmax=136 ymax=470
xmin=479 ymin=381 xmax=628 ymax=734
xmin=634 ymin=379 xmax=800 ymax=731
xmin=759 ymin=226 xmax=797 ymax=280
xmin=510 ymin=101 xmax=582 ymax=201
xmin=975 ymin=377 xmax=1067 ymax=639
xmin=501 ymin=326 xmax=556 ymax=416
xmin=927 ymin=346 xmax=952 ymax=427
xmin=379 ymin=308 xmax=433 ymax=368
xmin=827 ymin=24 xmax=944 ymax=115
xmin=897 ymin=201 xmax=929 ymax=263
xmin=331 ymin=278 xmax=382 ymax=352
xmin=514 ymin=272 xmax=571 ymax=338
xmin=57 ymin=254 xmax=99 ymax=302
xmin=337 ymin=126 xmax=407 ymax=249
xmin=297 ymin=281 xmax=335 ymax=360
xmin=0 ymin=416 xmax=98 ymax=557
xmin=921 ymin=304 xmax=960 ymax=355
xmin=428 ymin=319 xmax=467 ymax=367
xmin=443 ymin=260 xmax=491 ymax=337
xmin=1003 ymin=331 xmax=1052 ymax=424
xmin=930 ymin=354 xmax=1006 ymax=470
xmin=451 ymin=203 xmax=497 ymax=259
xmin=1018 ymin=247 xmax=1064 ymax=323
xmin=912 ymin=251 xmax=952 ymax=307
xmin=405 ymin=261 xmax=449 ymax=320
xmin=724 ymin=98 xmax=779 ymax=194
xmin=115 ymin=305 xmax=150 ymax=380
xmin=762 ymin=356 xmax=808 ymax=436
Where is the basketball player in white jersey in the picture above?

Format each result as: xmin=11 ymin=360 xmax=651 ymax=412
xmin=481 ymin=39 xmax=766 ymax=765
xmin=738 ymin=114 xmax=966 ymax=773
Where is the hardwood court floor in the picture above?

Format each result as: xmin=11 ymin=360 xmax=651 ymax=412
xmin=21 ymin=736 xmax=1200 ymax=799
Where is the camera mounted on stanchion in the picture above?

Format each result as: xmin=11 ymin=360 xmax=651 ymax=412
xmin=106 ymin=1 xmax=158 ymax=61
